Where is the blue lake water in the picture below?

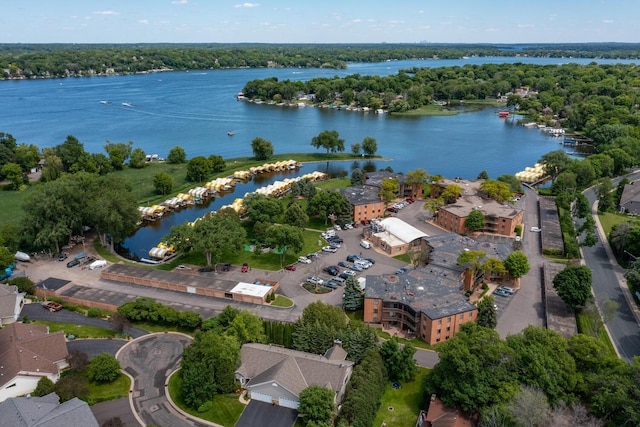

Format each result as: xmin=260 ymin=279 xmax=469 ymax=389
xmin=2 ymin=56 xmax=636 ymax=256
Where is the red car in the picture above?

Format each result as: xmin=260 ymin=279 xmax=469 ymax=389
xmin=241 ymin=263 xmax=249 ymax=273
xmin=284 ymin=264 xmax=296 ymax=271
xmin=41 ymin=301 xmax=63 ymax=312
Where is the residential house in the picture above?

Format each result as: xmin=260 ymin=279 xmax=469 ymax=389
xmin=0 ymin=285 xmax=25 ymax=326
xmin=0 ymin=392 xmax=98 ymax=427
xmin=620 ymin=183 xmax=640 ymax=214
xmin=362 ymin=217 xmax=428 ymax=255
xmin=416 ymin=394 xmax=473 ymax=427
xmin=0 ymin=323 xmax=68 ymax=402
xmin=364 ymin=171 xmax=423 ymax=200
xmin=235 ymin=342 xmax=354 ymax=409
xmin=434 ymin=179 xmax=523 ymax=237
xmin=339 ymin=185 xmax=386 ymax=223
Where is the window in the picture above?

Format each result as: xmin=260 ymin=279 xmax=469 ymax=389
xmin=224 ymin=292 xmax=233 ymax=299
xmin=446 ymin=327 xmax=451 ymax=331
xmin=436 ymin=338 xmax=440 ymax=343
xmin=459 ymin=314 xmax=464 ymax=320
xmin=447 ymin=318 xmax=451 ymax=324
xmin=373 ymin=309 xmax=378 ymax=314
xmin=437 ymin=329 xmax=441 ymax=334
xmin=373 ymin=300 xmax=379 ymax=306
xmin=438 ymin=319 xmax=442 ymax=325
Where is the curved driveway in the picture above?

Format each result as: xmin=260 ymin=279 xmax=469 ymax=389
xmin=116 ymin=333 xmax=206 ymax=427
xmin=581 ymin=170 xmax=640 ymax=362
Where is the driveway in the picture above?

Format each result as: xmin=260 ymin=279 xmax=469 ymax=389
xmin=19 ymin=303 xmax=148 ymax=338
xmin=91 ymin=398 xmax=140 ymax=427
xmin=236 ymin=400 xmax=297 ymax=427
xmin=116 ymin=333 xmax=207 ymax=427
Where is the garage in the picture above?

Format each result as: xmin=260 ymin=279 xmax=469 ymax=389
xmin=279 ymin=397 xmax=299 ymax=409
xmin=249 ymin=391 xmax=274 ymax=404
xmin=236 ymin=400 xmax=297 ymax=427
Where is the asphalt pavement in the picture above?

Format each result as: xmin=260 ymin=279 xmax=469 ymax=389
xmin=580 ymin=170 xmax=640 ymax=362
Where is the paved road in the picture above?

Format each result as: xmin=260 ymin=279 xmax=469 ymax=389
xmin=117 ymin=333 xmax=208 ymax=427
xmin=236 ymin=400 xmax=297 ymax=427
xmin=580 ymin=170 xmax=640 ymax=362
xmin=496 ymin=186 xmax=545 ymax=338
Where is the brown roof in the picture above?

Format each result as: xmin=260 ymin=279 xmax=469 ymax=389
xmin=425 ymin=395 xmax=473 ymax=427
xmin=0 ymin=323 xmax=68 ymax=384
xmin=0 ymin=285 xmax=23 ymax=321
xmin=237 ymin=343 xmax=353 ymax=397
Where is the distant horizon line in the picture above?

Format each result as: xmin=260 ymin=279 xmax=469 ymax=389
xmin=2 ymin=41 xmax=639 ymax=46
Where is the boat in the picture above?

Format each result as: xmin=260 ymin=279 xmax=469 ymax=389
xmin=227 ymin=131 xmax=235 ymax=136
xmin=122 ymin=102 xmax=133 ymax=107
xmin=99 ymin=100 xmax=109 ymax=104
xmin=15 ymin=251 xmax=31 ymax=262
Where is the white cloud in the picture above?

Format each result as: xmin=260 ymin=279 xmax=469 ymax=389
xmin=234 ymin=2 xmax=260 ymax=8
xmin=351 ymin=19 xmax=362 ymax=23
xmin=93 ymin=10 xmax=118 ymax=16
xmin=138 ymin=19 xmax=149 ymax=25
xmin=602 ymin=19 xmax=614 ymax=23
xmin=517 ymin=24 xmax=535 ymax=28
xmin=172 ymin=0 xmax=188 ymax=4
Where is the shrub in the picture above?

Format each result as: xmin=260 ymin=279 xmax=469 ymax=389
xmin=197 ymin=401 xmax=213 ymax=413
xmin=89 ymin=353 xmax=121 ymax=383
xmin=87 ymin=307 xmax=102 ymax=318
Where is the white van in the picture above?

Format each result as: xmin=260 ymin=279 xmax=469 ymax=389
xmin=89 ymin=259 xmax=107 ymax=270
xmin=360 ymin=240 xmax=371 ymax=249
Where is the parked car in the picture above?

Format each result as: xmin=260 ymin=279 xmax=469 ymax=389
xmin=396 ymin=267 xmax=407 ymax=274
xmin=530 ymin=226 xmax=541 ymax=232
xmin=298 ymin=256 xmax=312 ymax=264
xmin=241 ymin=263 xmax=249 ymax=272
xmin=66 ymin=259 xmax=80 ymax=268
xmin=324 ymin=266 xmax=339 ymax=276
xmin=342 ymin=269 xmax=356 ymax=277
xmin=497 ymin=286 xmax=516 ymax=295
xmin=322 ymin=246 xmax=338 ymax=253
xmin=57 ymin=253 xmax=68 ymax=262
xmin=338 ymin=261 xmax=349 ymax=268
xmin=41 ymin=301 xmax=62 ymax=312
xmin=339 ymin=272 xmax=351 ymax=280
xmin=386 ymin=207 xmax=398 ymax=213
xmin=333 ymin=224 xmax=341 ymax=231
xmin=325 ymin=281 xmax=338 ymax=289
xmin=329 ymin=242 xmax=342 ymax=249
xmin=350 ymin=264 xmax=363 ymax=272
xmin=306 ymin=276 xmax=324 ymax=285
xmin=405 ymin=198 xmax=414 ymax=204
xmin=494 ymin=289 xmax=510 ymax=297
xmin=343 ymin=223 xmax=353 ymax=230
xmin=364 ymin=258 xmax=376 ymax=265
xmin=346 ymin=254 xmax=362 ymax=263
xmin=361 ymin=220 xmax=370 ymax=226
xmin=307 ymin=253 xmax=318 ymax=260
xmin=284 ymin=264 xmax=297 ymax=271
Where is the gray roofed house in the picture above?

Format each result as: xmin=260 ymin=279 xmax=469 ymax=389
xmin=236 ymin=342 xmax=354 ymax=409
xmin=0 ymin=285 xmax=25 ymax=326
xmin=0 ymin=323 xmax=69 ymax=402
xmin=0 ymin=392 xmax=98 ymax=427
xmin=620 ymin=183 xmax=640 ymax=214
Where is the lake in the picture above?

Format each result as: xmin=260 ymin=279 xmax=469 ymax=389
xmin=2 ymin=56 xmax=636 ymax=256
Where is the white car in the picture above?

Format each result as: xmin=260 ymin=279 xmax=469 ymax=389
xmin=530 ymin=226 xmax=541 ymax=232
xmin=298 ymin=256 xmax=311 ymax=264
xmin=343 ymin=223 xmax=353 ymax=230
xmin=322 ymin=246 xmax=338 ymax=253
xmin=306 ymin=276 xmax=324 ymax=285
xmin=342 ymin=269 xmax=356 ymax=277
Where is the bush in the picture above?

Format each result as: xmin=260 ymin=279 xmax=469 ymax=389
xmin=7 ymin=276 xmax=35 ymax=295
xmin=87 ymin=307 xmax=102 ymax=318
xmin=197 ymin=401 xmax=213 ymax=413
xmin=89 ymin=353 xmax=121 ymax=383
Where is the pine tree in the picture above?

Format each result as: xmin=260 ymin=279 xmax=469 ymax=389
xmin=343 ymin=277 xmax=363 ymax=311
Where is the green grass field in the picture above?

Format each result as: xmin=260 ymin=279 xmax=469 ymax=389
xmin=392 ymin=105 xmax=458 ymax=116
xmin=373 ymin=368 xmax=429 ymax=427
xmin=0 ymin=187 xmax=31 ymax=227
xmin=375 ymin=329 xmax=435 ymax=351
xmin=168 ymin=370 xmax=246 ymax=427
xmin=576 ymin=309 xmax=617 ymax=357
xmin=87 ymin=373 xmax=131 ymax=405
xmin=271 ymin=295 xmax=294 ymax=307
xmin=598 ymin=211 xmax=636 ymax=237
xmin=32 ymin=321 xmax=119 ymax=339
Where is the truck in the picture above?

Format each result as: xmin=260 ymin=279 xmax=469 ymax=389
xmin=359 ymin=240 xmax=371 ymax=249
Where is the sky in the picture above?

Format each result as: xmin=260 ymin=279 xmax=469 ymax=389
xmin=2 ymin=0 xmax=639 ymax=45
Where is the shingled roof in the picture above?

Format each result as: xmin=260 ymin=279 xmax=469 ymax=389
xmin=0 ymin=285 xmax=24 ymax=324
xmin=0 ymin=393 xmax=98 ymax=427
xmin=237 ymin=343 xmax=353 ymax=398
xmin=0 ymin=323 xmax=68 ymax=387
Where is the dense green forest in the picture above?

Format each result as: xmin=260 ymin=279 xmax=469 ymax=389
xmin=2 ymin=42 xmax=640 ymax=79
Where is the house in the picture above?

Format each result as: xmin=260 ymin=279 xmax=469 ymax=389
xmin=0 ymin=323 xmax=68 ymax=402
xmin=619 ymin=183 xmax=640 ymax=214
xmin=362 ymin=217 xmax=428 ymax=255
xmin=364 ymin=171 xmax=423 ymax=200
xmin=0 ymin=285 xmax=25 ymax=326
xmin=416 ymin=394 xmax=473 ymax=427
xmin=0 ymin=392 xmax=98 ymax=427
xmin=434 ymin=179 xmax=523 ymax=237
xmin=235 ymin=342 xmax=354 ymax=409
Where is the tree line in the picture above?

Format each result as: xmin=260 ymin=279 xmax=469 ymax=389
xmin=4 ymin=43 xmax=640 ymax=79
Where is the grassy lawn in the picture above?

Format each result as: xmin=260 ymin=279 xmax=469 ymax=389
xmin=393 ymin=253 xmax=411 ymax=264
xmin=345 ymin=310 xmax=364 ymax=322
xmin=393 ymin=105 xmax=458 ymax=116
xmin=129 ymin=321 xmax=197 ymax=335
xmin=32 ymin=321 xmax=119 ymax=339
xmin=598 ymin=211 xmax=636 ymax=237
xmin=87 ymin=373 xmax=131 ymax=405
xmin=302 ymin=283 xmax=332 ymax=294
xmin=271 ymin=295 xmax=294 ymax=307
xmin=576 ymin=309 xmax=617 ymax=357
xmin=373 ymin=368 xmax=429 ymax=427
xmin=0 ymin=187 xmax=32 ymax=227
xmin=375 ymin=329 xmax=434 ymax=351
xmin=168 ymin=370 xmax=245 ymax=427
xmin=315 ymin=177 xmax=351 ymax=190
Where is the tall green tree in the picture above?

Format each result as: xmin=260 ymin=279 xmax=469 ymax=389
xmin=342 ymin=277 xmax=363 ymax=311
xmin=186 ymin=156 xmax=212 ymax=182
xmin=350 ymin=168 xmax=364 ymax=185
xmin=167 ymin=145 xmax=187 ymax=164
xmin=251 ymin=137 xmax=274 ymax=160
xmin=293 ymin=302 xmax=347 ymax=354
xmin=55 ymin=135 xmax=88 ymax=172
xmin=307 ymin=190 xmax=351 ymax=225
xmin=283 ymin=202 xmax=309 ymax=229
xmin=465 ymin=209 xmax=485 ymax=231
xmin=476 ymin=296 xmax=498 ymax=329
xmin=1 ymin=163 xmax=23 ymax=190
xmin=504 ymin=251 xmax=530 ymax=279
xmin=552 ymin=264 xmax=592 ymax=310
xmin=129 ymin=147 xmax=147 ymax=168
xmin=13 ymin=143 xmax=40 ymax=173
xmin=379 ymin=177 xmax=399 ymax=203
xmin=265 ymin=224 xmax=304 ymax=266
xmin=361 ymin=136 xmax=377 ymax=157
xmin=104 ymin=140 xmax=133 ymax=170
xmin=227 ymin=310 xmax=267 ymax=345
xmin=91 ymin=175 xmax=139 ymax=253
xmin=180 ymin=331 xmax=241 ymax=408
xmin=0 ymin=246 xmax=15 ymax=271
xmin=244 ymin=193 xmax=283 ymax=225
xmin=337 ymin=320 xmax=378 ymax=364
xmin=298 ymin=386 xmax=335 ymax=426
xmin=88 ymin=353 xmax=121 ymax=383
xmin=379 ymin=336 xmax=418 ymax=382
xmin=310 ymin=130 xmax=345 ymax=156
xmin=153 ymin=172 xmax=173 ymax=195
